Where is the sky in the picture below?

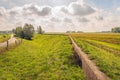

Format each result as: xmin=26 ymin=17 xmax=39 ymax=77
xmin=0 ymin=0 xmax=120 ymax=32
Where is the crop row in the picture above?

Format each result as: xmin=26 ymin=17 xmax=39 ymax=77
xmin=71 ymin=33 xmax=120 ymax=45
xmin=80 ymin=39 xmax=120 ymax=56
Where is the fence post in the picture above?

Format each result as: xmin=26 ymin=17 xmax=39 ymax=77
xmin=19 ymin=40 xmax=21 ymax=45
xmin=6 ymin=40 xmax=9 ymax=50
xmin=21 ymin=38 xmax=23 ymax=43
xmin=15 ymin=40 xmax=17 ymax=46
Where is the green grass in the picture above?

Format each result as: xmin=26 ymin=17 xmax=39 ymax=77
xmin=0 ymin=34 xmax=85 ymax=80
xmin=0 ymin=34 xmax=10 ymax=43
xmin=73 ymin=38 xmax=120 ymax=80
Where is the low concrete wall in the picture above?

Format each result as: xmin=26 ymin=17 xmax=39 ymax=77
xmin=69 ymin=36 xmax=110 ymax=80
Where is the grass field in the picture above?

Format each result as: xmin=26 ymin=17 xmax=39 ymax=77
xmin=71 ymin=33 xmax=120 ymax=80
xmin=0 ymin=34 xmax=10 ymax=43
xmin=0 ymin=34 xmax=85 ymax=80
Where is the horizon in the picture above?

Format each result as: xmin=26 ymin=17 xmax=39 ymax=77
xmin=0 ymin=0 xmax=120 ymax=32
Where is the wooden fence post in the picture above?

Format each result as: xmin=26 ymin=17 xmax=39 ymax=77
xmin=21 ymin=38 xmax=22 ymax=43
xmin=15 ymin=40 xmax=17 ymax=46
xmin=6 ymin=40 xmax=9 ymax=50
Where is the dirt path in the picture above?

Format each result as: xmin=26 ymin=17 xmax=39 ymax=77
xmin=0 ymin=34 xmax=16 ymax=47
xmin=69 ymin=36 xmax=111 ymax=80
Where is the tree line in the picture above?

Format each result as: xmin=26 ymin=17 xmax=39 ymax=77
xmin=12 ymin=24 xmax=120 ymax=40
xmin=112 ymin=27 xmax=120 ymax=33
xmin=13 ymin=24 xmax=44 ymax=40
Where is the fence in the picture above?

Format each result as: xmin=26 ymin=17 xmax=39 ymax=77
xmin=69 ymin=36 xmax=110 ymax=80
xmin=0 ymin=38 xmax=22 ymax=53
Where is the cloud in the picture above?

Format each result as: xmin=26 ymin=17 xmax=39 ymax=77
xmin=60 ymin=1 xmax=96 ymax=16
xmin=78 ymin=17 xmax=89 ymax=22
xmin=63 ymin=18 xmax=72 ymax=23
xmin=2 ymin=0 xmax=8 ymax=2
xmin=50 ymin=17 xmax=61 ymax=22
xmin=60 ymin=6 xmax=69 ymax=14
xmin=95 ymin=16 xmax=104 ymax=21
xmin=9 ymin=9 xmax=19 ymax=16
xmin=23 ymin=4 xmax=52 ymax=16
xmin=69 ymin=2 xmax=96 ymax=16
xmin=117 ymin=7 xmax=120 ymax=11
xmin=0 ymin=7 xmax=6 ymax=17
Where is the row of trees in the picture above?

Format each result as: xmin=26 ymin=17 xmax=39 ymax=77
xmin=112 ymin=27 xmax=120 ymax=33
xmin=66 ymin=31 xmax=83 ymax=33
xmin=13 ymin=24 xmax=44 ymax=40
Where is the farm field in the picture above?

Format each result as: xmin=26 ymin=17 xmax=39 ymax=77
xmin=0 ymin=34 xmax=10 ymax=43
xmin=71 ymin=33 xmax=120 ymax=80
xmin=0 ymin=34 xmax=86 ymax=80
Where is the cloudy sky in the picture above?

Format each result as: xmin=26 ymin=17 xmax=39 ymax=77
xmin=0 ymin=0 xmax=120 ymax=32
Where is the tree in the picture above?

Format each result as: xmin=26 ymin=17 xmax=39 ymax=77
xmin=66 ymin=31 xmax=71 ymax=33
xmin=37 ymin=26 xmax=44 ymax=34
xmin=23 ymin=24 xmax=35 ymax=40
xmin=13 ymin=24 xmax=35 ymax=40
xmin=14 ymin=26 xmax=24 ymax=38
xmin=77 ymin=31 xmax=83 ymax=33
xmin=112 ymin=27 xmax=120 ymax=33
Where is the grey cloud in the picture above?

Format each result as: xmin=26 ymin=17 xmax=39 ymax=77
xmin=78 ymin=17 xmax=89 ymax=22
xmin=9 ymin=10 xmax=18 ymax=16
xmin=70 ymin=3 xmax=96 ymax=16
xmin=95 ymin=16 xmax=104 ymax=21
xmin=28 ymin=18 xmax=35 ymax=22
xmin=60 ymin=6 xmax=69 ymax=14
xmin=0 ymin=12 xmax=2 ymax=16
xmin=63 ymin=18 xmax=72 ymax=23
xmin=39 ymin=7 xmax=51 ymax=16
xmin=60 ymin=2 xmax=96 ymax=16
xmin=50 ymin=17 xmax=61 ymax=22
xmin=23 ymin=4 xmax=52 ymax=16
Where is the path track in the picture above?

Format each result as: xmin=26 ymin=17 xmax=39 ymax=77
xmin=0 ymin=34 xmax=16 ymax=47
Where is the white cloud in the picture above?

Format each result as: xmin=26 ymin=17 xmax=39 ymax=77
xmin=117 ymin=7 xmax=120 ymax=11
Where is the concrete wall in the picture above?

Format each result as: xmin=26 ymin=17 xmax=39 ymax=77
xmin=70 ymin=36 xmax=111 ymax=80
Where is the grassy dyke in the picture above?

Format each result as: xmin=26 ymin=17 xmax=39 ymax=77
xmin=73 ymin=38 xmax=120 ymax=80
xmin=0 ymin=34 xmax=86 ymax=80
